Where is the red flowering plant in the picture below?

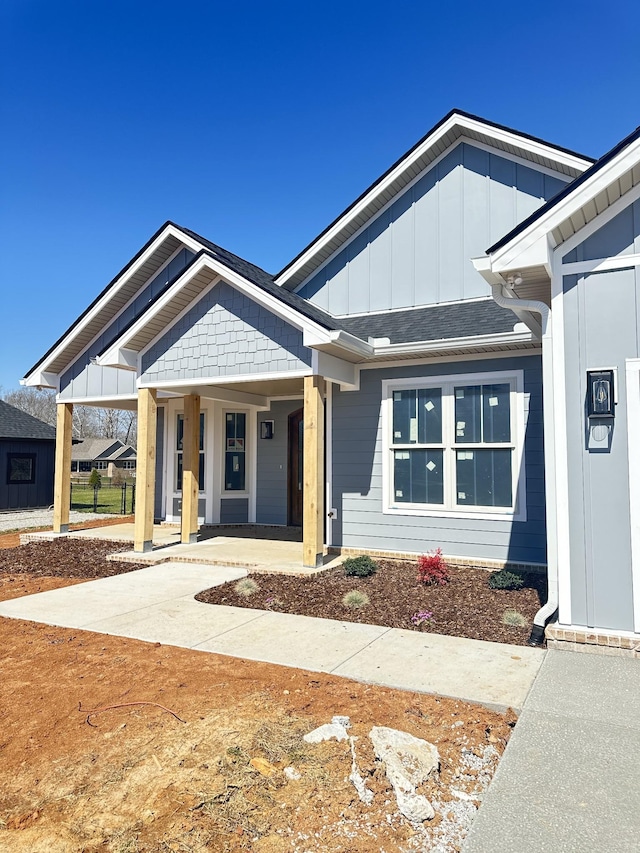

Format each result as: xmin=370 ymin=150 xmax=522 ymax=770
xmin=417 ymin=548 xmax=449 ymax=586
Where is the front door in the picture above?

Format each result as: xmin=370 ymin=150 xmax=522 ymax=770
xmin=288 ymin=408 xmax=303 ymax=526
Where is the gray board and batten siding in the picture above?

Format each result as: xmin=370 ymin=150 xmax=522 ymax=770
xmin=256 ymin=400 xmax=302 ymax=526
xmin=59 ymin=248 xmax=195 ymax=399
xmin=331 ymin=356 xmax=546 ymax=565
xmin=0 ymin=439 xmax=55 ymax=511
xmin=297 ymin=143 xmax=568 ymax=316
xmin=140 ymin=281 xmax=312 ymax=384
xmin=561 ymin=201 xmax=640 ymax=632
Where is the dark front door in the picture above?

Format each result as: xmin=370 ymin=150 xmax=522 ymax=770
xmin=288 ymin=408 xmax=303 ymax=526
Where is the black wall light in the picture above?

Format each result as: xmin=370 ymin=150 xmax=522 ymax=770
xmin=587 ymin=370 xmax=615 ymax=418
xmin=260 ymin=420 xmax=274 ymax=439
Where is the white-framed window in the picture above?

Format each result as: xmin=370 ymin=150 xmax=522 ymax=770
xmin=121 ymin=460 xmax=136 ymax=470
xmin=93 ymin=460 xmax=109 ymax=471
xmin=382 ymin=370 xmax=525 ymax=520
xmin=175 ymin=411 xmax=205 ymax=492
xmin=223 ymin=411 xmax=247 ymax=492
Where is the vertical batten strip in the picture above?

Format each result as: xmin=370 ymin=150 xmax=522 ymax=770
xmin=53 ymin=402 xmax=73 ymax=533
xmin=134 ymin=387 xmax=158 ymax=552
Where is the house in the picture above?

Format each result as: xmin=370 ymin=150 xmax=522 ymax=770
xmin=0 ymin=399 xmax=56 ymax=510
xmin=21 ymin=109 xmax=640 ymax=652
xmin=71 ymin=437 xmax=136 ymax=478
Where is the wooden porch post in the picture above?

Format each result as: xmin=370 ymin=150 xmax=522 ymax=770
xmin=53 ymin=402 xmax=73 ymax=533
xmin=134 ymin=387 xmax=157 ymax=552
xmin=303 ymin=375 xmax=325 ymax=568
xmin=181 ymin=394 xmax=200 ymax=544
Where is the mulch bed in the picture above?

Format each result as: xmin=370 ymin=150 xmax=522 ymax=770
xmin=196 ymin=560 xmax=547 ymax=646
xmin=0 ymin=539 xmax=147 ymax=579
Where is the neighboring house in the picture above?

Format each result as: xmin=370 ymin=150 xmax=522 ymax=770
xmin=71 ymin=437 xmax=136 ymax=478
xmin=0 ymin=399 xmax=55 ymax=510
xmin=21 ymin=109 xmax=640 ymax=652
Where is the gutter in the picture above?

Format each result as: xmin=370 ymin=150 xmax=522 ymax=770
xmin=491 ymin=281 xmax=558 ymax=646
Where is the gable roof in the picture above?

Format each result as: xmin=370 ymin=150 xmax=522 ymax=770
xmin=486 ymin=123 xmax=640 ymax=264
xmin=71 ymin=438 xmax=136 ymax=462
xmin=274 ymin=109 xmax=595 ymax=291
xmin=0 ymin=399 xmax=56 ymax=441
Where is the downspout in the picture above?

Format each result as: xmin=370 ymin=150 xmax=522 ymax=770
xmin=491 ymin=281 xmax=558 ymax=646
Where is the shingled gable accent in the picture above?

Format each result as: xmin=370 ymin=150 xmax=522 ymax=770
xmin=274 ymin=109 xmax=595 ymax=292
xmin=96 ymin=248 xmax=373 ymax=372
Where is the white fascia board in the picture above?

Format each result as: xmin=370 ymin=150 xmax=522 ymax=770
xmin=23 ymin=223 xmax=197 ymax=385
xmin=21 ymin=371 xmax=59 ymax=390
xmin=311 ymin=350 xmax=358 ymax=388
xmin=304 ymin=329 xmax=374 ymax=359
xmin=276 ymin=114 xmax=592 ymax=288
xmin=372 ymin=329 xmax=535 ymax=358
xmin=490 ymin=139 xmax=640 ymax=271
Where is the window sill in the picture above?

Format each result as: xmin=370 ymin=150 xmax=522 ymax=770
xmin=383 ymin=505 xmax=526 ymax=522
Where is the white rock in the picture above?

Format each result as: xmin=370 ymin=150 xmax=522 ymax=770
xmin=332 ymin=715 xmax=351 ymax=729
xmin=348 ymin=736 xmax=374 ymax=805
xmin=303 ymin=722 xmax=349 ymax=743
xmin=284 ymin=766 xmax=302 ymax=781
xmin=369 ymin=726 xmax=440 ymax=823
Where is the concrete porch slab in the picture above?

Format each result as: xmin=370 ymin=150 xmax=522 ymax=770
xmin=26 ymin=522 xmax=343 ymax=575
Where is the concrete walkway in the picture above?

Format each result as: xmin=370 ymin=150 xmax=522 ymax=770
xmin=462 ymin=650 xmax=640 ymax=853
xmin=0 ymin=561 xmax=543 ymax=711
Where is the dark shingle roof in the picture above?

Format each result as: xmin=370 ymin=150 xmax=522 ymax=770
xmin=174 ymin=225 xmax=346 ymax=333
xmin=71 ymin=438 xmax=136 ymax=461
xmin=487 ymin=122 xmax=640 ymax=255
xmin=0 ymin=399 xmax=56 ymax=441
xmin=338 ymin=300 xmax=520 ymax=345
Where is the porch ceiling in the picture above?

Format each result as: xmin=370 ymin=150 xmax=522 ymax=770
xmin=154 ymin=376 xmax=306 ymax=401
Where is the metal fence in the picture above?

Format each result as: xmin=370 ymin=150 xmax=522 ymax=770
xmin=70 ymin=482 xmax=136 ymax=514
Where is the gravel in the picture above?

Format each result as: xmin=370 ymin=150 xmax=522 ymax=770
xmin=0 ymin=509 xmax=116 ymax=533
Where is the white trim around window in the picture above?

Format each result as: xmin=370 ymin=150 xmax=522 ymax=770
xmin=381 ymin=370 xmax=526 ymax=521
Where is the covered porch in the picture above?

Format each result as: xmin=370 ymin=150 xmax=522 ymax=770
xmin=50 ymin=370 xmax=344 ymax=569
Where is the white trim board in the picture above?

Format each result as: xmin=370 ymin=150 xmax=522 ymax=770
xmin=625 ymin=359 xmax=640 ymax=633
xmin=380 ymin=369 xmax=527 ymax=523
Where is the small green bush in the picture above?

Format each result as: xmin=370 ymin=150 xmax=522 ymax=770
xmin=342 ymin=590 xmax=370 ymax=609
xmin=88 ymin=468 xmax=102 ymax=489
xmin=234 ymin=577 xmax=260 ymax=598
xmin=502 ymin=609 xmax=528 ymax=628
xmin=488 ymin=569 xmax=524 ymax=590
xmin=343 ymin=555 xmax=378 ymax=577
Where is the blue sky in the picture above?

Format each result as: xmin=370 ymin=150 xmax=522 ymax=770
xmin=1 ymin=0 xmax=638 ymax=391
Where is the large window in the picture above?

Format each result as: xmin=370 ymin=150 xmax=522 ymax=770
xmin=224 ymin=412 xmax=247 ymax=491
xmin=385 ymin=372 xmax=523 ymax=517
xmin=175 ymin=412 xmax=205 ymax=491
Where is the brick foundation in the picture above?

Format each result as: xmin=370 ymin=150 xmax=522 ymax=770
xmin=545 ymin=624 xmax=640 ymax=658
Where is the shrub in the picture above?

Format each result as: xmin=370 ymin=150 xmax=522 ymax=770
xmin=234 ymin=577 xmax=260 ymax=598
xmin=417 ymin=548 xmax=449 ymax=586
xmin=88 ymin=468 xmax=102 ymax=489
xmin=488 ymin=569 xmax=524 ymax=591
xmin=502 ymin=609 xmax=528 ymax=628
xmin=342 ymin=590 xmax=370 ymax=609
xmin=343 ymin=555 xmax=378 ymax=577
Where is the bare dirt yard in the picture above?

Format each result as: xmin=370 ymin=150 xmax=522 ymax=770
xmin=0 ymin=538 xmax=518 ymax=853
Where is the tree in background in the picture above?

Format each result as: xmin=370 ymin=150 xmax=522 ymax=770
xmin=1 ymin=387 xmax=137 ymax=447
